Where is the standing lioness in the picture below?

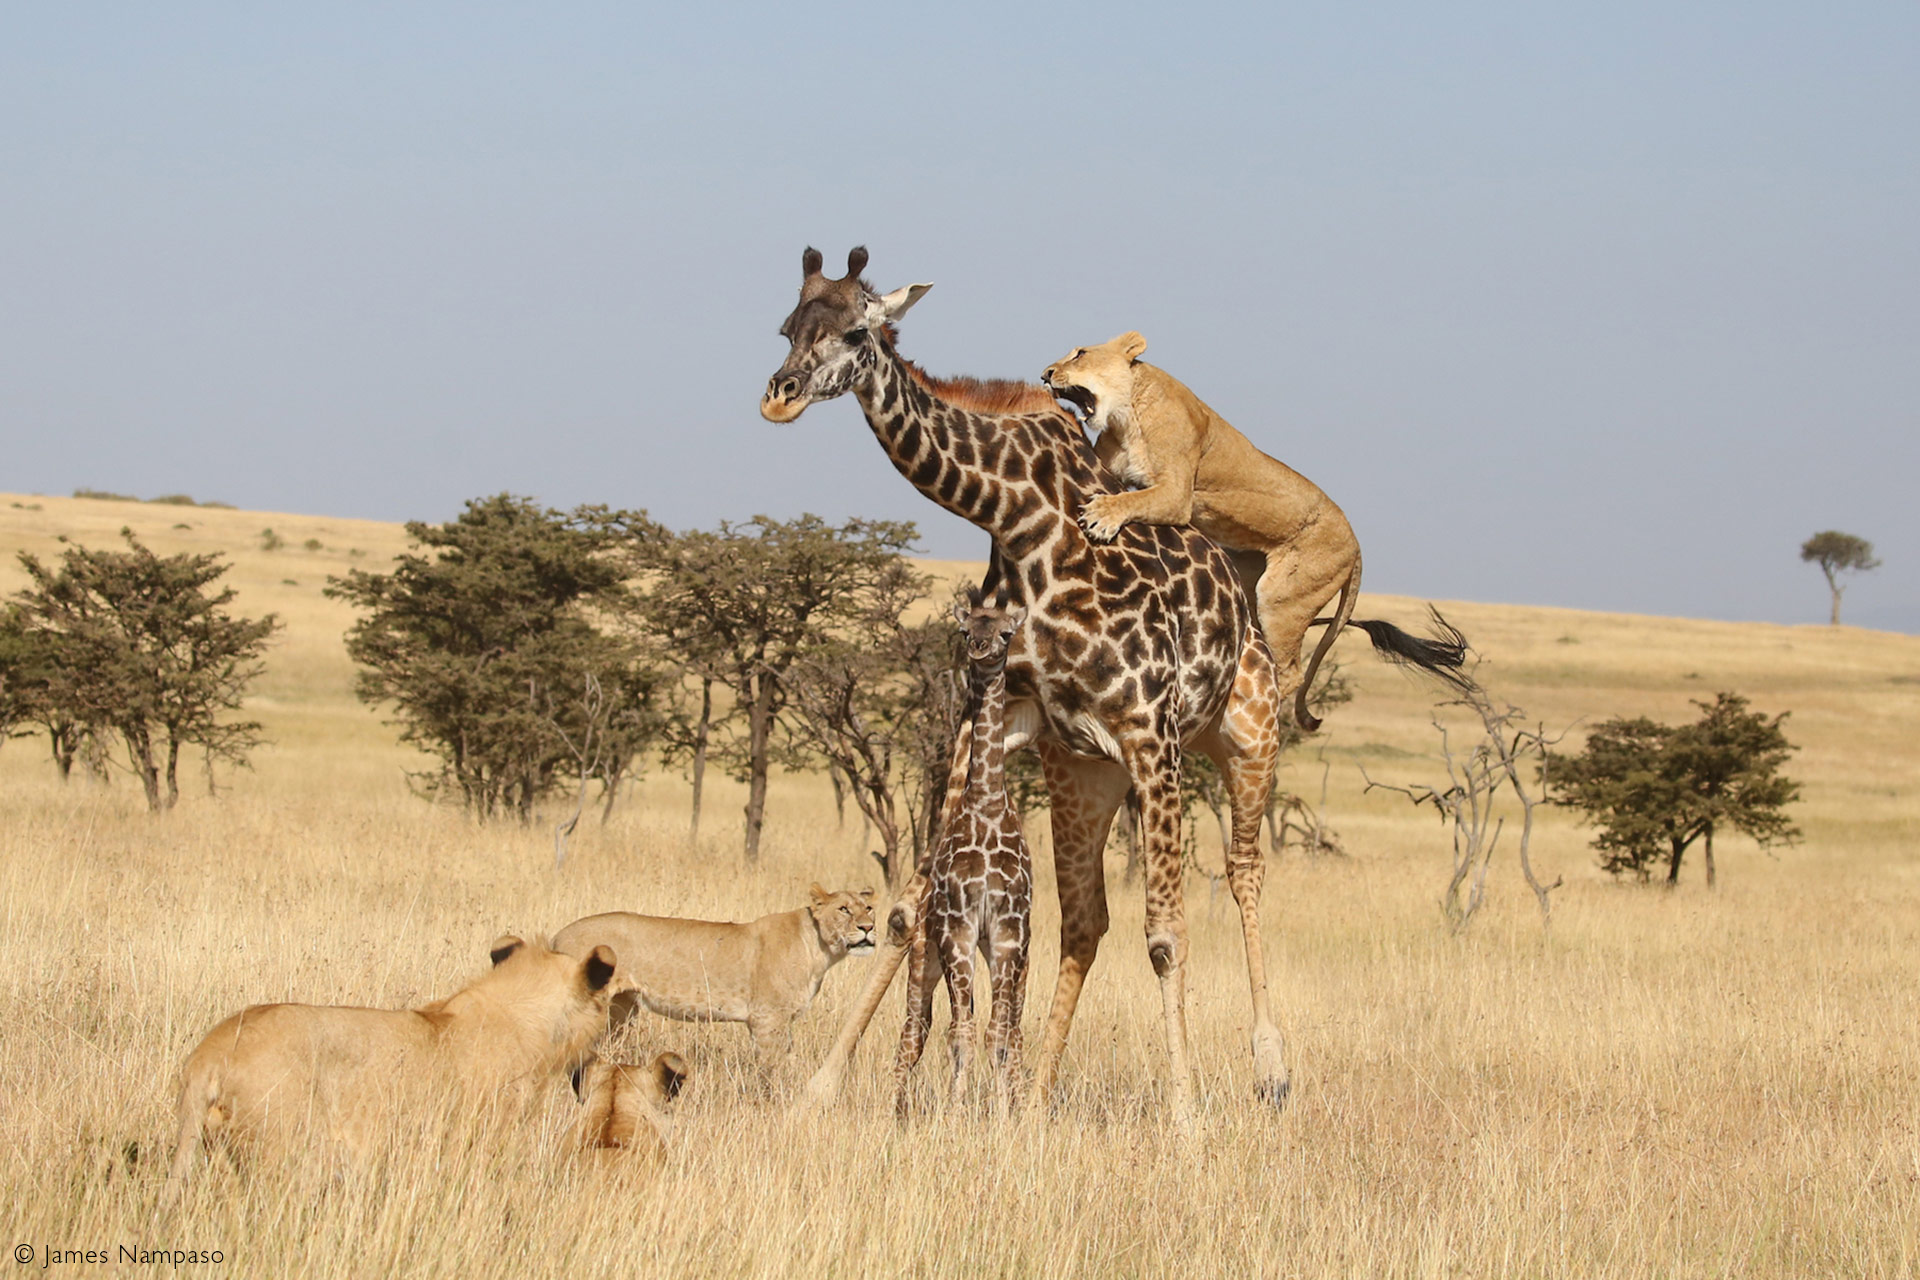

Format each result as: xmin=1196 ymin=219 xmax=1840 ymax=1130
xmin=164 ymin=935 xmax=616 ymax=1204
xmin=551 ymin=885 xmax=876 ymax=1070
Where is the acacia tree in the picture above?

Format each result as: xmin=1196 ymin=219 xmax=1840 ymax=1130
xmin=1554 ymin=692 xmax=1800 ymax=887
xmin=0 ymin=606 xmax=60 ymax=760
xmin=1800 ymin=531 xmax=1880 ymax=626
xmin=327 ymin=495 xmax=663 ymax=822
xmin=11 ymin=530 xmax=279 ymax=811
xmin=627 ymin=514 xmax=922 ymax=862
xmin=784 ymin=608 xmax=959 ymax=890
xmin=628 ymin=550 xmax=737 ymax=844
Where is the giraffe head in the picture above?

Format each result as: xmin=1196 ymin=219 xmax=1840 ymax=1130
xmin=761 ymin=246 xmax=932 ymax=423
xmin=952 ymin=584 xmax=1027 ymax=668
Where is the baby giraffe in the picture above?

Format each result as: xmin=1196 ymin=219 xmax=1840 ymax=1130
xmin=894 ymin=587 xmax=1033 ymax=1115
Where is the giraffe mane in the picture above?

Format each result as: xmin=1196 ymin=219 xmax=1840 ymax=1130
xmin=878 ymin=326 xmax=1061 ymax=415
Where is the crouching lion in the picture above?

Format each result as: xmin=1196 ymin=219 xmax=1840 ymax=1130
xmin=163 ymin=935 xmax=616 ymax=1204
xmin=575 ymin=1051 xmax=690 ymax=1164
xmin=551 ymin=885 xmax=876 ymax=1075
xmin=1042 ymin=331 xmax=1469 ymax=729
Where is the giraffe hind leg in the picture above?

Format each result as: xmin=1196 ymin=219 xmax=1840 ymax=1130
xmin=1026 ymin=744 xmax=1129 ymax=1111
xmin=1204 ymin=646 xmax=1292 ymax=1107
xmin=1134 ymin=737 xmax=1198 ymax=1126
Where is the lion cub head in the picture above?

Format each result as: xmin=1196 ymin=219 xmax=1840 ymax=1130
xmin=1041 ymin=331 xmax=1148 ymax=429
xmin=808 ymin=884 xmax=878 ymax=956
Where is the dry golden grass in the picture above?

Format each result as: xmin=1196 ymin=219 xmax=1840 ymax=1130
xmin=3 ymin=491 xmax=1917 ymax=1278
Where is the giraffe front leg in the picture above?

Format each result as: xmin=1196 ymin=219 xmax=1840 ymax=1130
xmin=942 ymin=934 xmax=977 ymax=1111
xmin=985 ymin=917 xmax=1031 ymax=1115
xmin=1026 ymin=744 xmax=1128 ymax=1111
xmin=892 ymin=909 xmax=939 ymax=1120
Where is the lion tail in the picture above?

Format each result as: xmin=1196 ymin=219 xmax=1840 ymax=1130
xmin=1293 ymin=556 xmax=1362 ymax=732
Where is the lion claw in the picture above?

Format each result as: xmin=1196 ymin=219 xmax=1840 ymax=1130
xmin=1079 ymin=501 xmax=1123 ymax=543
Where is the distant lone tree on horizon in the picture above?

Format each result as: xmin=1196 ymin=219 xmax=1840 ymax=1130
xmin=1553 ymin=692 xmax=1800 ymax=888
xmin=1799 ymin=531 xmax=1879 ymax=626
xmin=10 ymin=529 xmax=279 ymax=811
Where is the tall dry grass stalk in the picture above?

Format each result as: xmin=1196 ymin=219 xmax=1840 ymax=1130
xmin=3 ymin=492 xmax=1917 ymax=1277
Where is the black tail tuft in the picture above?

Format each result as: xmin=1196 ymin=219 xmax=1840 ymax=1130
xmin=1346 ymin=607 xmax=1478 ymax=696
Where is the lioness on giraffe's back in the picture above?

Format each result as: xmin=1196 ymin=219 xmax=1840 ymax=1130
xmin=1042 ymin=330 xmax=1472 ymax=731
xmin=550 ymin=885 xmax=876 ymax=1068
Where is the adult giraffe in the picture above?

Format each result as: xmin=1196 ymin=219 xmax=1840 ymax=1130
xmin=761 ymin=246 xmax=1289 ymax=1116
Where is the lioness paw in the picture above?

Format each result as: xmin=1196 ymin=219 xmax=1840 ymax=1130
xmin=1080 ymin=497 xmax=1127 ymax=543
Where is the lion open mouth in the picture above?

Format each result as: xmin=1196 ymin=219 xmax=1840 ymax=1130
xmin=1048 ymin=382 xmax=1097 ymax=418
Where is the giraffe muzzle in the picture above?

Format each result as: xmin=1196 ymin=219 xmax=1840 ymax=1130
xmin=760 ymin=374 xmax=808 ymax=423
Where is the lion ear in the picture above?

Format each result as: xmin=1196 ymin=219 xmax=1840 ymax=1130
xmin=1117 ymin=331 xmax=1148 ymax=362
xmin=488 ymin=935 xmax=524 ymax=966
xmin=652 ymin=1051 xmax=690 ymax=1103
xmin=809 ymin=882 xmax=831 ymax=905
xmin=583 ymin=945 xmax=617 ymax=993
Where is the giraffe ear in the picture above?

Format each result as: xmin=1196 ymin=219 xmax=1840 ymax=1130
xmin=1006 ymin=605 xmax=1027 ymax=631
xmin=870 ymin=283 xmax=932 ymax=324
xmin=952 ymin=600 xmax=971 ymax=626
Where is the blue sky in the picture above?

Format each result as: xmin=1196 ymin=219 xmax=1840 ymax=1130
xmin=3 ymin=2 xmax=1915 ymax=630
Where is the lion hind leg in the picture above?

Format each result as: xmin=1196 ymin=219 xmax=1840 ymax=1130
xmin=1257 ymin=544 xmax=1359 ymax=732
xmin=160 ymin=1073 xmax=224 ymax=1211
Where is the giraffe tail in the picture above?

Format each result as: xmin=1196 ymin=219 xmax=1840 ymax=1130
xmin=1307 ymin=604 xmax=1477 ymax=712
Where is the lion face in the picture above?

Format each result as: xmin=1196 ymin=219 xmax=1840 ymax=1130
xmin=807 ymin=884 xmax=878 ymax=955
xmin=1041 ymin=331 xmax=1148 ymax=428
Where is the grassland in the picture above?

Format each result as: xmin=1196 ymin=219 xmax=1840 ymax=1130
xmin=2 ymin=490 xmax=1916 ymax=1278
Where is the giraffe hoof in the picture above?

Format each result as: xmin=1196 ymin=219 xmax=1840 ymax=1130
xmin=1257 ymin=1075 xmax=1291 ymax=1110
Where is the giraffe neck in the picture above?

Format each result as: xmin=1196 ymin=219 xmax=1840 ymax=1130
xmin=965 ymin=657 xmax=1009 ymax=806
xmin=850 ymin=343 xmax=1082 ymax=560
